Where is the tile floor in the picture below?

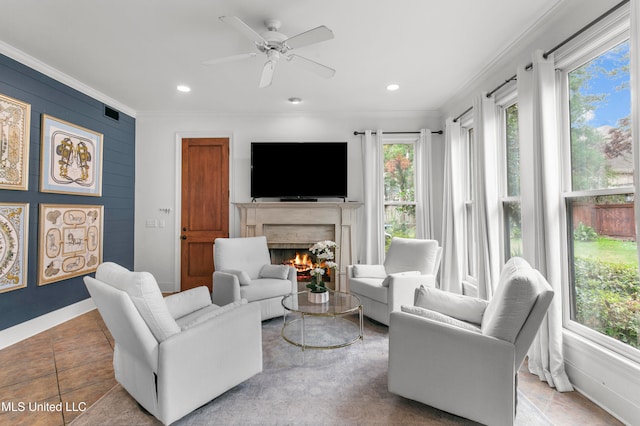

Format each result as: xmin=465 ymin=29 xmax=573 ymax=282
xmin=0 ymin=310 xmax=624 ymax=426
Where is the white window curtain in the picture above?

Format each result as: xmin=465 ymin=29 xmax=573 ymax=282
xmin=517 ymin=50 xmax=573 ymax=392
xmin=440 ymin=119 xmax=465 ymax=293
xmin=416 ymin=129 xmax=434 ymax=239
xmin=472 ymin=94 xmax=501 ymax=300
xmin=361 ymin=129 xmax=385 ymax=264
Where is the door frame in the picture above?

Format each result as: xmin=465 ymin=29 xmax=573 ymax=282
xmin=173 ymin=131 xmax=235 ymax=292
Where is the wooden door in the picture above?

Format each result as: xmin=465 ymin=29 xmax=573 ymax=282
xmin=180 ymin=138 xmax=229 ymax=291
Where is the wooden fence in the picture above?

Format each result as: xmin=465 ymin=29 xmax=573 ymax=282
xmin=572 ymin=202 xmax=636 ymax=239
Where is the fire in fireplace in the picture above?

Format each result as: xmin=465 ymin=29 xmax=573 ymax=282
xmin=269 ymin=248 xmax=331 ymax=283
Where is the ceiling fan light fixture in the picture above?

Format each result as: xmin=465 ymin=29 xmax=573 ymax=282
xmin=288 ymin=97 xmax=302 ymax=104
xmin=177 ymin=85 xmax=191 ymax=93
xmin=386 ymin=83 xmax=400 ymax=91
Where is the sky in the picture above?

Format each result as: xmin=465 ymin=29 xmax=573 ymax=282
xmin=580 ymin=40 xmax=630 ymax=128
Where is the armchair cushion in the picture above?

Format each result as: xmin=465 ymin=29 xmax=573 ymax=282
xmin=348 ymin=277 xmax=388 ymax=304
xmin=401 ymin=305 xmax=482 ymax=333
xmin=222 ymin=269 xmax=252 ymax=286
xmin=241 ymin=278 xmax=293 ymax=302
xmin=352 ymin=264 xmax=387 ymax=279
xmin=96 ymin=262 xmax=180 ymax=342
xmin=384 ymin=237 xmax=440 ymax=275
xmin=214 ymin=236 xmax=272 ymax=280
xmin=178 ymin=299 xmax=248 ymax=330
xmin=414 ymin=285 xmax=487 ymax=325
xmin=382 ymin=271 xmax=420 ymax=287
xmin=481 ymin=257 xmax=540 ymax=343
xmin=259 ymin=264 xmax=291 ymax=280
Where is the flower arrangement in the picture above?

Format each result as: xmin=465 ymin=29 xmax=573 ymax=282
xmin=306 ymin=240 xmax=337 ymax=293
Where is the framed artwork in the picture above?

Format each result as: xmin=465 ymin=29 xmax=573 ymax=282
xmin=40 ymin=114 xmax=103 ymax=196
xmin=0 ymin=93 xmax=31 ymax=191
xmin=38 ymin=204 xmax=103 ymax=286
xmin=0 ymin=202 xmax=29 ymax=293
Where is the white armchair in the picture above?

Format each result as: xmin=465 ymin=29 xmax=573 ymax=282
xmin=84 ymin=262 xmax=262 ymax=425
xmin=212 ymin=236 xmax=297 ymax=321
xmin=347 ymin=237 xmax=442 ymax=325
xmin=388 ymin=257 xmax=554 ymax=426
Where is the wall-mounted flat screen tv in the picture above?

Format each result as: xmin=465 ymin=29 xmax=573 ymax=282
xmin=251 ymin=142 xmax=348 ymax=200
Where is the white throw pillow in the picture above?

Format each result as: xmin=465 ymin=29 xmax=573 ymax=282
xmin=223 ymin=269 xmax=252 ymax=286
xmin=414 ymin=285 xmax=487 ymax=325
xmin=259 ymin=264 xmax=290 ymax=280
xmin=352 ymin=264 xmax=387 ymax=279
xmin=165 ymin=286 xmax=212 ymax=319
xmin=381 ymin=270 xmax=420 ymax=287
xmin=401 ymin=305 xmax=482 ymax=333
xmin=481 ymin=257 xmax=540 ymax=343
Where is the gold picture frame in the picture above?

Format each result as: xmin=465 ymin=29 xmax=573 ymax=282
xmin=0 ymin=93 xmax=31 ymax=191
xmin=0 ymin=202 xmax=29 ymax=293
xmin=40 ymin=114 xmax=103 ymax=196
xmin=38 ymin=204 xmax=103 ymax=286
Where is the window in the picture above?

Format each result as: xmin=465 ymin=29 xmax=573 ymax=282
xmin=463 ymin=127 xmax=477 ymax=283
xmin=383 ymin=140 xmax=416 ymax=251
xmin=502 ymin=103 xmax=522 ymax=260
xmin=563 ymin=38 xmax=639 ymax=357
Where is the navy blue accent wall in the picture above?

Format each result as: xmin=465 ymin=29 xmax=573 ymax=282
xmin=0 ymin=53 xmax=135 ymax=330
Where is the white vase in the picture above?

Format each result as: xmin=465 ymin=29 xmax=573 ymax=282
xmin=308 ymin=291 xmax=329 ymax=304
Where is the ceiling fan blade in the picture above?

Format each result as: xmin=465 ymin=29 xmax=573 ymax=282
xmin=284 ymin=25 xmax=334 ymax=50
xmin=201 ymin=52 xmax=257 ymax=65
xmin=219 ymin=16 xmax=267 ymax=46
xmin=288 ymin=54 xmax=336 ymax=79
xmin=259 ymin=61 xmax=276 ymax=88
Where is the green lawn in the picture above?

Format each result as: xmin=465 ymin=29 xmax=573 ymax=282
xmin=574 ymin=237 xmax=639 ymax=267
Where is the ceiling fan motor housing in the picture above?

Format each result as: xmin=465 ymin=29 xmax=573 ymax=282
xmin=258 ymin=19 xmax=290 ymax=54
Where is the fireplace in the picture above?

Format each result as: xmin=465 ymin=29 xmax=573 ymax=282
xmin=269 ymin=248 xmax=333 ymax=284
xmin=235 ymin=202 xmax=362 ymax=292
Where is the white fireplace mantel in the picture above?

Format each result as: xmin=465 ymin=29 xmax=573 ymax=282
xmin=234 ymin=202 xmax=362 ymax=292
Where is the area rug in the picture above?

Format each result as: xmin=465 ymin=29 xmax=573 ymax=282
xmin=71 ymin=317 xmax=552 ymax=425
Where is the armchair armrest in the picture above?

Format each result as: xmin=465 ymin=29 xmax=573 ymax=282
xmin=158 ymin=302 xmax=262 ymax=420
xmin=387 ymin=274 xmax=436 ymax=314
xmin=286 ymin=266 xmax=298 ymax=294
xmin=212 ymin=271 xmax=241 ymax=305
xmin=388 ymin=310 xmax=516 ymax=425
xmin=164 ymin=286 xmax=211 ymax=319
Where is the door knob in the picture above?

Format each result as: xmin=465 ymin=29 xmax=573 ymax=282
xmin=181 ymin=235 xmax=187 ymax=240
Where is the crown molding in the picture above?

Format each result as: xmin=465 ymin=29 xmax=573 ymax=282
xmin=0 ymin=41 xmax=137 ymax=118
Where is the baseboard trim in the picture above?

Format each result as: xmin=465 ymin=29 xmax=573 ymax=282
xmin=0 ymin=298 xmax=96 ymax=350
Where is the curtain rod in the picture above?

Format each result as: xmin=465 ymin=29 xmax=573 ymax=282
xmin=353 ymin=130 xmax=443 ymax=136
xmin=453 ymin=0 xmax=630 ymax=123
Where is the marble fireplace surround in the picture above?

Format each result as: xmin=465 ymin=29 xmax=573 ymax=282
xmin=235 ymin=202 xmax=362 ymax=292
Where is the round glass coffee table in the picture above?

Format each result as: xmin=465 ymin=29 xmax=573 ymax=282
xmin=281 ymin=290 xmax=363 ymax=350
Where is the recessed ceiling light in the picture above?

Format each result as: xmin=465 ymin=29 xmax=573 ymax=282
xmin=387 ymin=83 xmax=400 ymax=91
xmin=288 ymin=97 xmax=302 ymax=104
xmin=177 ymin=85 xmax=191 ymax=93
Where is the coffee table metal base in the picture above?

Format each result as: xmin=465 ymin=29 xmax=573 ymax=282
xmin=280 ymin=290 xmax=364 ymax=351
xmin=281 ymin=312 xmax=363 ymax=350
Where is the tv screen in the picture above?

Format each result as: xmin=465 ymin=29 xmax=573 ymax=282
xmin=251 ymin=142 xmax=348 ymax=200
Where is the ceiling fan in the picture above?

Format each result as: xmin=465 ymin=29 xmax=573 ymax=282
xmin=203 ymin=16 xmax=336 ymax=88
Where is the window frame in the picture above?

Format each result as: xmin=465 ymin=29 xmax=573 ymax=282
xmin=382 ymin=137 xmax=417 ymax=245
xmin=459 ymin=114 xmax=478 ymax=288
xmin=558 ymin=29 xmax=639 ymax=363
xmin=496 ymin=90 xmax=521 ymax=264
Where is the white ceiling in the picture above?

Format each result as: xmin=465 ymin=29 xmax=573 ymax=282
xmin=0 ymin=0 xmax=564 ymax=116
